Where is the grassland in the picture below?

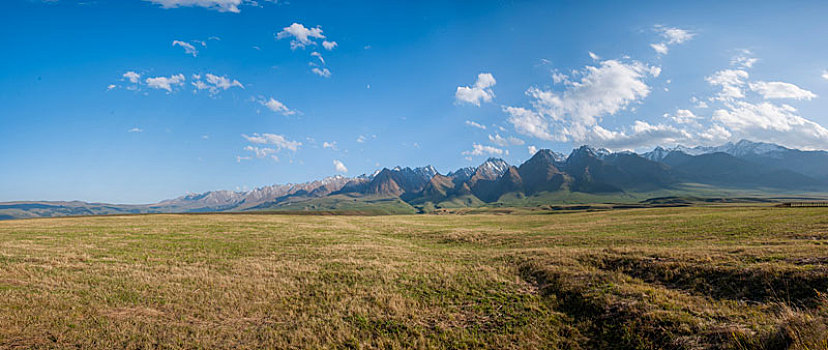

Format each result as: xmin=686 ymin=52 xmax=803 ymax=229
xmin=0 ymin=206 xmax=826 ymax=349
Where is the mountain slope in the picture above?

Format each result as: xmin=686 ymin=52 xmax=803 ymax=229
xmin=3 ymin=140 xmax=827 ymax=220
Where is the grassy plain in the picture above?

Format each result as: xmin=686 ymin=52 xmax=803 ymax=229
xmin=0 ymin=206 xmax=826 ymax=349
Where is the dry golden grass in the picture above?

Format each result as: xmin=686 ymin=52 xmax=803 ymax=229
xmin=0 ymin=207 xmax=826 ymax=349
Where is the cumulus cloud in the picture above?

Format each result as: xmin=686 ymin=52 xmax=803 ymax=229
xmin=501 ymin=57 xmax=690 ymax=150
xmin=706 ymin=69 xmax=749 ymax=101
xmin=333 ymin=160 xmax=348 ymax=173
xmin=651 ymin=25 xmax=694 ymax=55
xmin=276 ymin=23 xmax=326 ymax=50
xmin=145 ymin=0 xmax=244 ymax=13
xmin=748 ymin=81 xmax=816 ymax=100
xmin=665 ymin=109 xmax=701 ymax=125
xmin=172 ymin=40 xmax=198 ymax=57
xmin=504 ymin=106 xmax=560 ymax=141
xmin=123 ymin=71 xmax=141 ymax=84
xmin=588 ymin=121 xmax=692 ymax=150
xmin=488 ymin=133 xmax=524 ymax=147
xmin=514 ymin=59 xmax=658 ymax=142
xmin=242 ymin=133 xmax=302 ymax=151
xmin=311 ymin=67 xmax=331 ymax=78
xmin=465 ymin=120 xmax=487 ymax=130
xmin=712 ymin=101 xmax=828 ymax=148
xmin=322 ymin=141 xmax=337 ymax=150
xmin=527 ymin=145 xmax=538 ymax=155
xmin=823 ymin=70 xmax=828 ymax=80
xmin=258 ymin=97 xmax=297 ymax=116
xmin=455 ymin=73 xmax=496 ymax=106
xmin=145 ymin=74 xmax=186 ymax=92
xmin=502 ymin=48 xmax=827 ymax=150
xmin=192 ymin=73 xmax=244 ymax=95
xmin=462 ymin=143 xmax=506 ymax=156
xmin=322 ymin=40 xmax=337 ymax=50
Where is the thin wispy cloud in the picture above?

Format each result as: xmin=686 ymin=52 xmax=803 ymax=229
xmin=650 ymin=25 xmax=694 ymax=55
xmin=465 ymin=120 xmax=487 ymax=130
xmin=462 ymin=143 xmax=506 ymax=157
xmin=242 ymin=133 xmax=302 ymax=151
xmin=172 ymin=40 xmax=198 ymax=57
xmin=145 ymin=0 xmax=244 ymax=13
xmin=311 ymin=67 xmax=331 ymax=78
xmin=258 ymin=97 xmax=297 ymax=116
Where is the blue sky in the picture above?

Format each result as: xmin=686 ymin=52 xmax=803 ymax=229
xmin=2 ymin=0 xmax=828 ymax=203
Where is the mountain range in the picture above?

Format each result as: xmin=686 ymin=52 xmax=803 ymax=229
xmin=2 ymin=140 xmax=827 ymax=220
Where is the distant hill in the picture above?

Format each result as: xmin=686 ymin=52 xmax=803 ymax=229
xmin=2 ymin=140 xmax=827 ymax=219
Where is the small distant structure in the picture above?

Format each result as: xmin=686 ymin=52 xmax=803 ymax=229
xmin=779 ymin=201 xmax=828 ymax=207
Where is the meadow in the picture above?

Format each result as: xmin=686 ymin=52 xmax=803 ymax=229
xmin=0 ymin=206 xmax=826 ymax=349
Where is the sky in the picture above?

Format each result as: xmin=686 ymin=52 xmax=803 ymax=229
xmin=2 ymin=0 xmax=828 ymax=203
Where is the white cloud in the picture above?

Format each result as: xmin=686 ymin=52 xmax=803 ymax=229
xmin=455 ymin=72 xmax=496 ymax=106
xmin=651 ymin=25 xmax=694 ymax=55
xmin=356 ymin=135 xmax=367 ymax=143
xmin=192 ymin=73 xmax=244 ymax=95
xmin=236 ymin=155 xmax=252 ymax=162
xmin=145 ymin=74 xmax=186 ymax=92
xmin=691 ymin=96 xmax=709 ymax=109
xmin=322 ymin=141 xmax=337 ymax=150
xmin=123 ymin=71 xmax=141 ymax=84
xmin=731 ymin=50 xmax=758 ymax=69
xmin=322 ymin=40 xmax=337 ymax=50
xmin=128 ymin=128 xmax=143 ymax=133
xmin=823 ymin=70 xmax=828 ymax=80
xmin=310 ymin=51 xmax=325 ymax=64
xmin=276 ymin=23 xmax=326 ymax=50
xmin=650 ymin=43 xmax=669 ymax=55
xmin=244 ymin=145 xmax=276 ymax=159
xmin=665 ymin=109 xmax=701 ymax=125
xmin=258 ymin=97 xmax=296 ymax=116
xmin=242 ymin=133 xmax=302 ymax=151
xmin=145 ymin=0 xmax=243 ymax=13
xmin=587 ymin=121 xmax=692 ymax=150
xmin=503 ymin=58 xmax=684 ymax=150
xmin=706 ymin=69 xmax=749 ymax=101
xmin=172 ymin=40 xmax=198 ymax=57
xmin=465 ymin=120 xmax=487 ymax=130
xmin=698 ymin=124 xmax=732 ymax=142
xmin=488 ymin=133 xmax=524 ymax=147
xmin=748 ymin=81 xmax=816 ymax=100
xmin=504 ymin=106 xmax=560 ymax=141
xmin=658 ymin=26 xmax=695 ymax=44
xmin=107 ymin=84 xmax=117 ymax=90
xmin=515 ymin=59 xmax=657 ymax=142
xmin=527 ymin=145 xmax=538 ymax=155
xmin=333 ymin=160 xmax=348 ymax=173
xmin=712 ymin=101 xmax=828 ymax=148
xmin=588 ymin=52 xmax=600 ymax=60
xmin=462 ymin=143 xmax=506 ymax=156
xmin=311 ymin=67 xmax=331 ymax=78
